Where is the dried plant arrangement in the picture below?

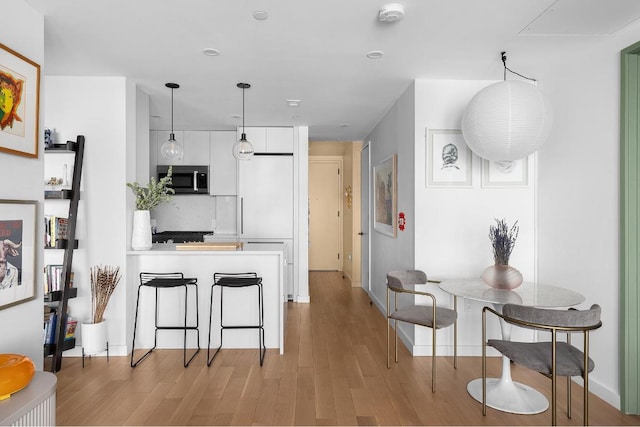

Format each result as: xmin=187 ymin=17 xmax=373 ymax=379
xmin=90 ymin=265 xmax=121 ymax=324
xmin=489 ymin=218 xmax=519 ymax=265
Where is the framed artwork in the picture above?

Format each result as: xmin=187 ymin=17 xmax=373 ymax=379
xmin=373 ymin=154 xmax=397 ymax=237
xmin=482 ymin=158 xmax=528 ymax=187
xmin=426 ymin=129 xmax=472 ymax=187
xmin=0 ymin=43 xmax=41 ymax=158
xmin=0 ymin=200 xmax=37 ymax=309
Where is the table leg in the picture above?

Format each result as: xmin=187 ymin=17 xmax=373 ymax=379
xmin=466 ymin=303 xmax=549 ymax=414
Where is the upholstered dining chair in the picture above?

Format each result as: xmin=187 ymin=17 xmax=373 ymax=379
xmin=482 ymin=303 xmax=602 ymax=426
xmin=386 ymin=270 xmax=458 ymax=393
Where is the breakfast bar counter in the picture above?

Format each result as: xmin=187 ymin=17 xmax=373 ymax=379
xmin=126 ymin=242 xmax=286 ymax=354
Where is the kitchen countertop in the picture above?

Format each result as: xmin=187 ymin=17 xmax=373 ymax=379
xmin=127 ymin=242 xmax=287 ymax=255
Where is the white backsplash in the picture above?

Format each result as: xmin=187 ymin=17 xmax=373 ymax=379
xmin=152 ymin=194 xmax=236 ymax=234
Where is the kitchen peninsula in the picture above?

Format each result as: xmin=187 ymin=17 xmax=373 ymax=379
xmin=127 ymin=242 xmax=287 ymax=354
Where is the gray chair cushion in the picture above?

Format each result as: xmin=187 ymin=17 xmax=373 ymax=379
xmin=387 ymin=270 xmax=428 ymax=290
xmin=502 ymin=304 xmax=601 ymax=330
xmin=488 ymin=339 xmax=595 ymax=377
xmin=390 ymin=305 xmax=457 ymax=329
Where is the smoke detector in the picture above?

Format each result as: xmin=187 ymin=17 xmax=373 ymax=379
xmin=378 ymin=4 xmax=405 ymax=23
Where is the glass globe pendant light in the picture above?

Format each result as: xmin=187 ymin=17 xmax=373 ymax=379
xmin=233 ymin=82 xmax=254 ymax=160
xmin=160 ymin=82 xmax=184 ymax=161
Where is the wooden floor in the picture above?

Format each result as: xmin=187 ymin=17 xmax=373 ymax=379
xmin=48 ymin=271 xmax=640 ymax=426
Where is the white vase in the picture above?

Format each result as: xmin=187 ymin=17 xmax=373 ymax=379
xmin=81 ymin=319 xmax=108 ymax=355
xmin=132 ymin=210 xmax=152 ymax=250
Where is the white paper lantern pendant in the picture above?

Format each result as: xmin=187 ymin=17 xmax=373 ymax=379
xmin=461 ymin=52 xmax=553 ymax=162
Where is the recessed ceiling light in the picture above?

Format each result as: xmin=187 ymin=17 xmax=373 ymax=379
xmin=151 ymin=115 xmax=161 ymax=119
xmin=232 ymin=114 xmax=242 ymax=119
xmin=286 ymin=99 xmax=301 ymax=107
xmin=292 ymin=115 xmax=303 ymax=120
xmin=378 ymin=4 xmax=405 ymax=23
xmin=366 ymin=50 xmax=384 ymax=59
xmin=339 ymin=123 xmax=351 ymax=127
xmin=253 ymin=10 xmax=269 ymax=20
xmin=202 ymin=48 xmax=220 ymax=56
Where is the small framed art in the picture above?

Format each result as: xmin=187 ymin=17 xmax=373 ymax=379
xmin=482 ymin=158 xmax=528 ymax=188
xmin=373 ymin=154 xmax=397 ymax=237
xmin=426 ymin=129 xmax=472 ymax=187
xmin=0 ymin=43 xmax=41 ymax=158
xmin=0 ymin=200 xmax=37 ymax=309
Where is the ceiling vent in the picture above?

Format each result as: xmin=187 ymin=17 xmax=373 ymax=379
xmin=378 ymin=4 xmax=405 ymax=23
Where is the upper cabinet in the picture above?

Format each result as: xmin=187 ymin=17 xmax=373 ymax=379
xmin=183 ymin=131 xmax=210 ymax=165
xmin=237 ymin=127 xmax=294 ymax=153
xmin=209 ymin=131 xmax=237 ymax=196
xmin=152 ymin=130 xmax=209 ymax=166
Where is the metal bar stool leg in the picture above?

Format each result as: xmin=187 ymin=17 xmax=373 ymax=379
xmin=182 ymin=284 xmax=200 ymax=368
xmin=131 ymin=285 xmax=156 ymax=367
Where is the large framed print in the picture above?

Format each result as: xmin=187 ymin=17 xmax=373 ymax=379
xmin=426 ymin=129 xmax=472 ymax=187
xmin=373 ymin=154 xmax=397 ymax=237
xmin=482 ymin=158 xmax=528 ymax=188
xmin=0 ymin=200 xmax=37 ymax=309
xmin=0 ymin=43 xmax=40 ymax=158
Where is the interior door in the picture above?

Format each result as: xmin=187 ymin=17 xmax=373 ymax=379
xmin=361 ymin=144 xmax=370 ymax=292
xmin=309 ymin=159 xmax=342 ymax=270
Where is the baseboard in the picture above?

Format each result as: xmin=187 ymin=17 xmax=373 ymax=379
xmin=62 ymin=344 xmax=128 ymax=357
xmin=296 ymin=295 xmax=310 ymax=303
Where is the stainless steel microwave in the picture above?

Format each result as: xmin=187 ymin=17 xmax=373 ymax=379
xmin=157 ymin=165 xmax=208 ymax=194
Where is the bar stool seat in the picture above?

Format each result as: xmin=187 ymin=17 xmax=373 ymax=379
xmin=207 ymin=272 xmax=265 ymax=366
xmin=131 ymin=272 xmax=200 ymax=367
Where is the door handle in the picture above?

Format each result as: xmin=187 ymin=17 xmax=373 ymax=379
xmin=358 ymin=232 xmax=365 ymax=236
xmin=193 ymin=171 xmax=198 ymax=191
xmin=240 ymin=197 xmax=244 ymax=234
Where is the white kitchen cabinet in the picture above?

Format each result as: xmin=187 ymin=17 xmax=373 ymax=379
xmin=266 ymin=127 xmax=294 ymax=152
xmin=155 ymin=130 xmax=184 ymax=166
xmin=237 ymin=155 xmax=293 ymax=239
xmin=237 ymin=127 xmax=293 ymax=153
xmin=209 ymin=131 xmax=237 ymax=195
xmin=237 ymin=127 xmax=267 ymax=152
xmin=149 ymin=131 xmax=158 ymax=178
xmin=183 ymin=131 xmax=210 ymax=165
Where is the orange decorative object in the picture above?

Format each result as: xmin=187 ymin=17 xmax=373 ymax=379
xmin=0 ymin=354 xmax=35 ymax=400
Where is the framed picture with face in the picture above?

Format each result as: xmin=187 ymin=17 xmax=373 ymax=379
xmin=0 ymin=43 xmax=40 ymax=158
xmin=426 ymin=129 xmax=472 ymax=187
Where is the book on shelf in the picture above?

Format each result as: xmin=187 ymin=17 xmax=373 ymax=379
xmin=65 ymin=318 xmax=77 ymax=340
xmin=44 ymin=264 xmax=74 ymax=293
xmin=44 ymin=216 xmax=69 ymax=248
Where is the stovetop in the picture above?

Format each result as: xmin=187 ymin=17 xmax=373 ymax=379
xmin=152 ymin=230 xmax=213 ymax=243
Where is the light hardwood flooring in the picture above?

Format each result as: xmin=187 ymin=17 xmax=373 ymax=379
xmin=48 ymin=271 xmax=640 ymax=425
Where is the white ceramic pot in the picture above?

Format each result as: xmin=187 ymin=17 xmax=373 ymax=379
xmin=81 ymin=319 xmax=107 ymax=355
xmin=131 ymin=210 xmax=152 ymax=250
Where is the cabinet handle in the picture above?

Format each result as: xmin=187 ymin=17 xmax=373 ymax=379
xmin=193 ymin=171 xmax=198 ymax=191
xmin=241 ymin=197 xmax=244 ymax=234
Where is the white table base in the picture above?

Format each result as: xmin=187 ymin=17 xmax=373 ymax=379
xmin=467 ymin=376 xmax=549 ymax=414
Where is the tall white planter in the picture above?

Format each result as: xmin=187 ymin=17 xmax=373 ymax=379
xmin=132 ymin=210 xmax=152 ymax=250
xmin=81 ymin=319 xmax=108 ymax=355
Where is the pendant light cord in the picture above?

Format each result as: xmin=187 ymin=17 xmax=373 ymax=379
xmin=501 ymin=51 xmax=537 ymax=82
xmin=171 ymin=87 xmax=174 ymax=135
xmin=242 ymin=86 xmax=246 ymax=134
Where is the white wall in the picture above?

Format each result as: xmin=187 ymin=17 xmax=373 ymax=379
xmin=364 ymin=83 xmax=417 ymax=343
xmin=44 ymin=76 xmax=131 ymax=356
xmin=413 ymin=79 xmax=537 ymax=355
xmin=538 ymin=20 xmax=640 ymax=409
xmin=0 ymin=0 xmax=45 ymax=369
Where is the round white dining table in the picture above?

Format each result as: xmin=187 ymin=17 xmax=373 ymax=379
xmin=439 ymin=278 xmax=585 ymax=415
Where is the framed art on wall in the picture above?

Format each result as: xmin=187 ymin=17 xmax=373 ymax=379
xmin=0 ymin=42 xmax=40 ymax=158
xmin=0 ymin=200 xmax=37 ymax=309
xmin=481 ymin=158 xmax=528 ymax=187
xmin=374 ymin=154 xmax=397 ymax=237
xmin=426 ymin=128 xmax=472 ymax=187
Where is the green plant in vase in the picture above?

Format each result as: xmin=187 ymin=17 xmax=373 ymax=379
xmin=482 ymin=218 xmax=523 ymax=289
xmin=127 ymin=166 xmax=174 ymax=250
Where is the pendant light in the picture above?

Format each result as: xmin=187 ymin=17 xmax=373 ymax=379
xmin=160 ymin=82 xmax=184 ymax=161
xmin=233 ymin=82 xmax=254 ymax=160
xmin=461 ymin=52 xmax=553 ymax=162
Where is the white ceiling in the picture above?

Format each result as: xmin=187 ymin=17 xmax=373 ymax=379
xmin=23 ymin=0 xmax=640 ymax=141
